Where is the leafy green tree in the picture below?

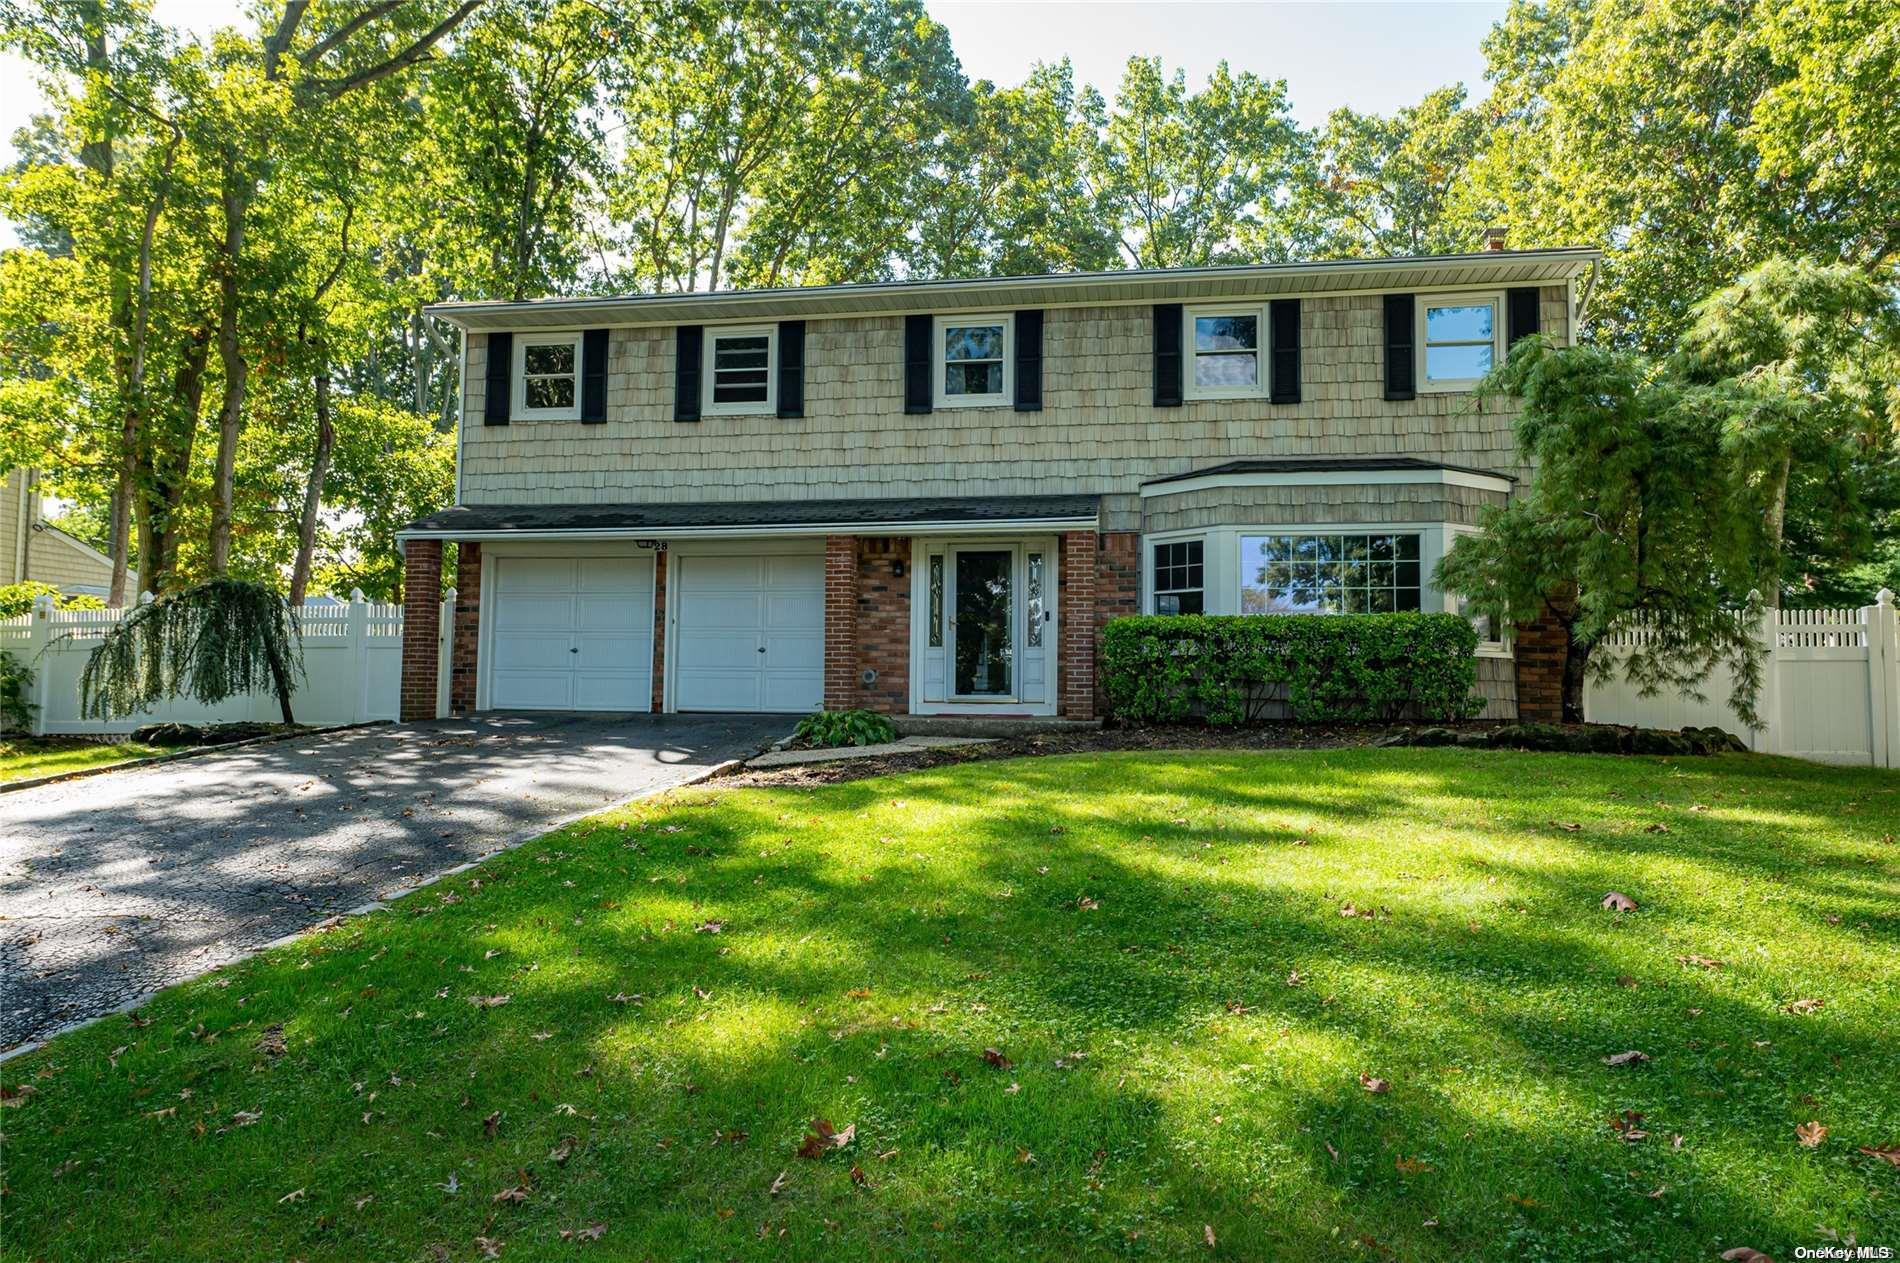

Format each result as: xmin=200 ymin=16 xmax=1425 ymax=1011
xmin=1294 ymin=85 xmax=1492 ymax=258
xmin=78 ymin=577 xmax=303 ymax=724
xmin=1438 ymin=338 xmax=1776 ymax=724
xmin=1087 ymin=57 xmax=1307 ymax=268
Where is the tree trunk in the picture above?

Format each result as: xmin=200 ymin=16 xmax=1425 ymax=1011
xmin=1561 ymin=632 xmax=1593 ymax=725
xmin=138 ymin=325 xmax=210 ymax=593
xmin=288 ymin=368 xmax=334 ymax=606
xmin=263 ymin=624 xmax=298 ymax=726
xmin=208 ymin=163 xmax=252 ymax=575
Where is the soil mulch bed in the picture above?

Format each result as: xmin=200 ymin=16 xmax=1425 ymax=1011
xmin=719 ymin=722 xmax=1407 ymax=787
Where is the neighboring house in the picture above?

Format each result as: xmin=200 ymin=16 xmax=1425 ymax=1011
xmin=397 ymin=245 xmax=1600 ymax=726
xmin=1 ymin=468 xmax=133 ymax=598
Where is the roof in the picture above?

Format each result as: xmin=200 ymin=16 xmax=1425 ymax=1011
xmin=425 ymin=247 xmax=1601 ymax=332
xmin=1142 ymin=457 xmax=1515 ymax=487
xmin=397 ymin=495 xmax=1101 ymax=541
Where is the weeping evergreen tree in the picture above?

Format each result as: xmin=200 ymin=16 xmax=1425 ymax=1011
xmin=78 ymin=579 xmax=305 ymax=725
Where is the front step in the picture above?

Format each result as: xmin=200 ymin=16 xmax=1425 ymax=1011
xmin=893 ymin=715 xmax=1104 ymax=738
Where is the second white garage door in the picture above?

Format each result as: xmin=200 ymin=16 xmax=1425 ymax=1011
xmin=487 ymin=555 xmax=654 ymax=711
xmin=673 ymin=554 xmax=824 ymax=712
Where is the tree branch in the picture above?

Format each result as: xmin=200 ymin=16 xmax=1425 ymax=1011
xmin=311 ymin=0 xmax=480 ymax=99
xmin=299 ymin=0 xmax=403 ymax=68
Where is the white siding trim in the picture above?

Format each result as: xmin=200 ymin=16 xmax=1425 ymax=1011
xmin=1140 ymin=468 xmax=1514 ymax=499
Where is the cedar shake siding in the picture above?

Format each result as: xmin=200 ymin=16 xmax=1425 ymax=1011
xmin=455 ymin=286 xmax=1569 ymax=527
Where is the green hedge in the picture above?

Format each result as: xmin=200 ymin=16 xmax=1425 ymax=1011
xmin=1102 ymin=613 xmax=1485 ymax=726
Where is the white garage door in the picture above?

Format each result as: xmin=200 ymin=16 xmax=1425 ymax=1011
xmin=674 ymin=553 xmax=823 ymax=713
xmin=487 ymin=556 xmax=654 ymax=711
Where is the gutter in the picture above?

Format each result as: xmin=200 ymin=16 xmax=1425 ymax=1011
xmin=396 ymin=515 xmax=1102 ymax=545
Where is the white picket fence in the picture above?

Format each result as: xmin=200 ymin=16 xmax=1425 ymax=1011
xmin=0 ymin=589 xmax=453 ymax=736
xmin=1586 ymin=591 xmax=1900 ymax=767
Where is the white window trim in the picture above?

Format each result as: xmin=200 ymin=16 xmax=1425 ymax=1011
xmin=1148 ymin=535 xmax=1208 ymax=615
xmin=1416 ymin=291 xmax=1503 ymax=394
xmin=1445 ymin=523 xmax=1513 ymax=657
xmin=1183 ymin=303 xmax=1269 ymax=401
xmin=933 ymin=313 xmax=1013 ymax=410
xmin=511 ymin=331 xmax=584 ymax=421
xmin=701 ymin=323 xmax=778 ymax=418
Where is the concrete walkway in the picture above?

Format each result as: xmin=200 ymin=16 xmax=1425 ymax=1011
xmin=0 ymin=713 xmax=787 ymax=1050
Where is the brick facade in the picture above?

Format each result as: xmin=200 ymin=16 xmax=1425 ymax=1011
xmin=1094 ymin=531 xmax=1140 ymax=714
xmin=853 ymin=536 xmax=911 ymax=713
xmin=822 ymin=535 xmax=859 ymax=710
xmin=1513 ymin=604 xmax=1570 ymax=723
xmin=1058 ymin=531 xmax=1099 ymax=719
xmin=399 ymin=539 xmax=442 ymax=723
xmin=450 ymin=543 xmax=481 ymax=715
xmin=650 ymin=548 xmax=668 ymax=713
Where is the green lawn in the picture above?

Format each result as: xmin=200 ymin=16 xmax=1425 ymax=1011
xmin=0 ymin=736 xmax=179 ymax=783
xmin=5 ymin=749 xmax=1897 ymax=1261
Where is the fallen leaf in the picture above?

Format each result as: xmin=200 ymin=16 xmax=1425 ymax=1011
xmin=355 ymin=1195 xmax=373 ymax=1210
xmin=1285 ymin=969 xmax=1306 ymax=987
xmin=1076 ymin=896 xmax=1100 ymax=911
xmin=1395 ymin=1155 xmax=1429 ymax=1175
xmin=229 ymin=1109 xmax=263 ymax=1129
xmin=692 ymin=986 xmax=712 ymax=1001
xmin=1358 ymin=1073 xmax=1390 ymax=1094
xmin=1719 ymin=1250 xmax=1773 ymax=1263
xmin=493 ymin=1183 xmax=530 ymax=1204
xmin=483 ymin=1110 xmax=502 ymax=1138
xmin=1204 ymin=1224 xmax=1217 ymax=1249
xmin=1796 ymin=1120 xmax=1828 ymax=1148
xmin=695 ymin=920 xmax=724 ymax=934
xmin=1645 ymin=1184 xmax=1668 ymax=1199
xmin=0 ymin=1084 xmax=37 ymax=1108
xmin=278 ymin=1187 xmax=305 ymax=1203
xmin=768 ymin=1170 xmax=789 ymax=1197
xmin=1602 ymin=1050 xmax=1651 ymax=1067
xmin=850 ymin=1164 xmax=868 ymax=1185
xmin=1016 ymin=1147 xmax=1034 ymax=1164
xmin=1610 ymin=1110 xmax=1648 ymax=1142
xmin=1856 ymin=1145 xmax=1900 ymax=1167
xmin=1551 ymin=820 xmax=1583 ymax=832
xmin=982 ymin=1048 xmax=1013 ymax=1070
xmin=549 ymin=1135 xmax=578 ymax=1164
xmin=1615 ymin=975 xmax=1638 ymax=988
xmin=1600 ymin=891 xmax=1637 ymax=912
xmin=1644 ymin=822 xmax=1670 ymax=834
xmin=1677 ymin=954 xmax=1723 ymax=970
xmin=467 ymin=995 xmax=511 ymax=1008
xmin=475 ymin=1237 xmax=504 ymax=1259
xmin=254 ymin=1025 xmax=287 ymax=1057
xmin=1785 ymin=998 xmax=1824 ymax=1016
xmin=796 ymin=1119 xmax=856 ymax=1159
xmin=559 ymin=1222 xmax=608 ymax=1242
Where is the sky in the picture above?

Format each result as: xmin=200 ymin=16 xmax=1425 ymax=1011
xmin=0 ymin=0 xmax=1507 ymax=246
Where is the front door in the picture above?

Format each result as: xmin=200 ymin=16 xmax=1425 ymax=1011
xmin=951 ymin=548 xmax=1015 ymax=699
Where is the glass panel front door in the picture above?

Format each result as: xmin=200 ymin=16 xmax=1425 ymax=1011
xmin=952 ymin=549 xmax=1013 ymax=697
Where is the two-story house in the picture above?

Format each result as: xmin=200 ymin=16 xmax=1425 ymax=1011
xmin=395 ymin=246 xmax=1599 ymax=727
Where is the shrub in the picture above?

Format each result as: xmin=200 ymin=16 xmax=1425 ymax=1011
xmin=0 ymin=581 xmax=105 ymax=619
xmin=0 ymin=650 xmax=34 ymax=732
xmin=1102 ymin=613 xmax=1485 ymax=726
xmin=794 ymin=709 xmax=898 ymax=748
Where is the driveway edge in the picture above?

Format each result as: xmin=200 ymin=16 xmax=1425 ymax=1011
xmin=0 ymin=752 xmax=759 ymax=1065
xmin=0 ymin=722 xmax=389 ymax=796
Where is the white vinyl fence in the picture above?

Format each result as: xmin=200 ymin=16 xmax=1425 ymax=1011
xmin=0 ymin=589 xmax=453 ymax=736
xmin=1586 ymin=590 xmax=1900 ymax=767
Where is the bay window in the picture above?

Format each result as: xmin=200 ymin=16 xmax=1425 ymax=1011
xmin=1152 ymin=540 xmax=1205 ymax=615
xmin=1239 ymin=533 xmax=1422 ymax=615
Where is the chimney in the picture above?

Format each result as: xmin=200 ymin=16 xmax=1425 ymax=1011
xmin=1481 ymin=226 xmax=1508 ymax=252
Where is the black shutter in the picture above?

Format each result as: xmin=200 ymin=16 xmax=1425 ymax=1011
xmin=580 ymin=329 xmax=608 ymax=423
xmin=904 ymin=314 xmax=932 ymax=414
xmin=673 ymin=325 xmax=702 ymax=423
xmin=483 ymin=331 xmax=512 ymax=426
xmin=1153 ymin=303 xmax=1183 ymax=407
xmin=1014 ymin=309 xmax=1043 ymax=412
xmin=1507 ymin=287 xmax=1541 ymax=347
xmin=1268 ymin=299 xmax=1300 ymax=404
xmin=777 ymin=319 xmax=805 ymax=418
xmin=1383 ymin=293 xmax=1416 ymax=401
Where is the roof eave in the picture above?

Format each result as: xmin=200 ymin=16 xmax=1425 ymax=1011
xmin=424 ymin=248 xmax=1603 ymax=331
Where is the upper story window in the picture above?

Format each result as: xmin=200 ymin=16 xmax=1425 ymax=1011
xmin=513 ymin=333 xmax=582 ymax=420
xmin=1419 ymin=294 xmax=1501 ymax=391
xmin=1185 ymin=305 xmax=1265 ymax=400
xmin=1240 ymin=533 xmax=1423 ymax=615
xmin=936 ymin=314 xmax=1012 ymax=408
xmin=1152 ymin=540 xmax=1204 ymax=614
xmin=705 ymin=325 xmax=776 ymax=416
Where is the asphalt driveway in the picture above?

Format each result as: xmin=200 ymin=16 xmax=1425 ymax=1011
xmin=0 ymin=713 xmax=788 ymax=1050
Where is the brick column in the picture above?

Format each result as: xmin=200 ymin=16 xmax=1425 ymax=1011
xmin=1514 ymin=603 xmax=1570 ymax=723
xmin=1059 ymin=531 xmax=1098 ymax=719
xmin=449 ymin=543 xmax=481 ymax=715
xmin=854 ymin=537 xmax=910 ymax=713
xmin=823 ymin=534 xmax=859 ymax=711
xmin=650 ymin=549 xmax=668 ymax=713
xmin=1095 ymin=531 xmax=1140 ymax=715
xmin=399 ymin=539 xmax=443 ymax=723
